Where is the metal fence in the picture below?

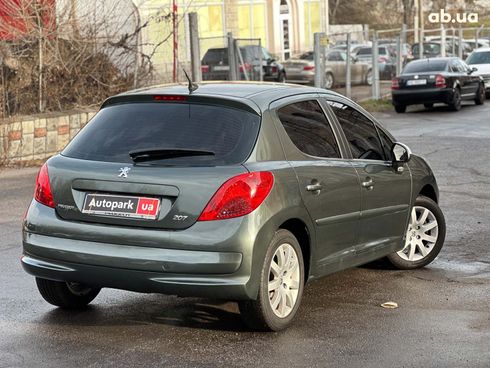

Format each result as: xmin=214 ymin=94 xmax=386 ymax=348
xmin=312 ymin=25 xmax=490 ymax=100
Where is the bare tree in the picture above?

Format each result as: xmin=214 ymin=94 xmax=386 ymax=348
xmin=0 ymin=0 xmax=184 ymax=116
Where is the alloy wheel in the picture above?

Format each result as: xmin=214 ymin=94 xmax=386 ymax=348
xmin=397 ymin=206 xmax=439 ymax=262
xmin=366 ymin=70 xmax=373 ymax=85
xmin=325 ymin=73 xmax=334 ymax=89
xmin=66 ymin=282 xmax=94 ymax=296
xmin=268 ymin=243 xmax=300 ymax=318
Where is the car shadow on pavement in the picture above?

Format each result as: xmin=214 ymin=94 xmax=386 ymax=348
xmin=359 ymin=258 xmax=398 ymax=270
xmin=405 ymin=103 xmax=475 ymax=114
xmin=37 ymin=297 xmax=249 ymax=332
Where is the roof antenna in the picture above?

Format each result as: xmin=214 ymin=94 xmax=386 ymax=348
xmin=183 ymin=68 xmax=199 ymax=94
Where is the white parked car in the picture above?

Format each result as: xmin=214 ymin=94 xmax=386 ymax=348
xmin=466 ymin=47 xmax=490 ymax=97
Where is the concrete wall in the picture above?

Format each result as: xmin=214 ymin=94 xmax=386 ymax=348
xmin=0 ymin=109 xmax=97 ymax=166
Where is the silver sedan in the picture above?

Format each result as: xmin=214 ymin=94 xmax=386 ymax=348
xmin=283 ymin=50 xmax=372 ymax=88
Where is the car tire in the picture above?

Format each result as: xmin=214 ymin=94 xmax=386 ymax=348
xmin=365 ymin=69 xmax=373 ymax=86
xmin=449 ymin=87 xmax=462 ymax=111
xmin=36 ymin=278 xmax=101 ymax=309
xmin=324 ymin=73 xmax=334 ymax=89
xmin=387 ymin=195 xmax=446 ymax=270
xmin=475 ymin=83 xmax=485 ymax=105
xmin=394 ymin=105 xmax=406 ymax=113
xmin=424 ymin=103 xmax=434 ymax=109
xmin=277 ymin=72 xmax=286 ymax=83
xmin=238 ymin=229 xmax=304 ymax=331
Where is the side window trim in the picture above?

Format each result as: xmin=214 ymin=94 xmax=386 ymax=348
xmin=321 ymin=95 xmax=391 ymax=163
xmin=317 ymin=97 xmax=352 ymax=159
xmin=269 ymin=94 xmax=347 ymax=160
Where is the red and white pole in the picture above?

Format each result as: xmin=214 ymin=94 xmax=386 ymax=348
xmin=172 ymin=0 xmax=178 ymax=83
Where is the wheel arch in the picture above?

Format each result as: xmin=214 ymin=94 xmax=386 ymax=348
xmin=419 ymin=184 xmax=438 ymax=203
xmin=278 ymin=218 xmax=312 ymax=281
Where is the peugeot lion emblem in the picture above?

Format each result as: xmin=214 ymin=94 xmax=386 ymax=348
xmin=118 ymin=167 xmax=131 ymax=178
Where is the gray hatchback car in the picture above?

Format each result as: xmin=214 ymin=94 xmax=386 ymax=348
xmin=22 ymin=83 xmax=446 ymax=331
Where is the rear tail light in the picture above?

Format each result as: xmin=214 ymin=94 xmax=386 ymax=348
xmin=435 ymin=74 xmax=446 ymax=88
xmin=271 ymin=66 xmax=278 ymax=73
xmin=391 ymin=78 xmax=400 ymax=90
xmin=34 ymin=163 xmax=55 ymax=208
xmin=198 ymin=172 xmax=274 ymax=221
xmin=303 ymin=65 xmax=315 ymax=71
xmin=201 ymin=65 xmax=209 ymax=73
xmin=239 ymin=63 xmax=252 ymax=73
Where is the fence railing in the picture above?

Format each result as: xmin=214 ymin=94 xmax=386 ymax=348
xmin=312 ymin=25 xmax=490 ymax=100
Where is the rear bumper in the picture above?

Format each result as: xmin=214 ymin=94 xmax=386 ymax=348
xmin=285 ymin=71 xmax=314 ymax=84
xmin=392 ymin=87 xmax=453 ymax=106
xmin=21 ymin=254 xmax=250 ymax=299
xmin=21 ymin=201 xmax=261 ymax=300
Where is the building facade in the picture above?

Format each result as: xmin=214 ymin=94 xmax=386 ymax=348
xmin=133 ymin=0 xmax=329 ymax=80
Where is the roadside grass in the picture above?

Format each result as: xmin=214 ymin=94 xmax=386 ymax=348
xmin=359 ymin=98 xmax=393 ymax=113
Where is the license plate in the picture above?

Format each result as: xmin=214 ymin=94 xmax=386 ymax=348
xmin=407 ymin=79 xmax=427 ymax=86
xmin=82 ymin=194 xmax=160 ymax=220
xmin=213 ymin=65 xmax=229 ymax=71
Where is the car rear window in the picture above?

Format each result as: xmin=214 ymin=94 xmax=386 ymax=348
xmin=412 ymin=43 xmax=444 ymax=55
xmin=62 ymin=102 xmax=261 ymax=166
xmin=356 ymin=47 xmax=386 ymax=56
xmin=357 ymin=48 xmax=372 ymax=55
xmin=299 ymin=52 xmax=314 ymax=60
xmin=403 ymin=60 xmax=448 ymax=73
xmin=202 ymin=49 xmax=228 ymax=65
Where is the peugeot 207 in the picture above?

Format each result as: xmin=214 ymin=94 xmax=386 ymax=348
xmin=22 ymin=83 xmax=446 ymax=331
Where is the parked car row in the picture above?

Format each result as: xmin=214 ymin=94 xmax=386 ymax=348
xmin=201 ymin=45 xmax=286 ymax=82
xmin=199 ymin=41 xmax=490 ymax=98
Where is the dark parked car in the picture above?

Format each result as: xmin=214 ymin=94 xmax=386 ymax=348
xmin=391 ymin=57 xmax=485 ymax=113
xmin=22 ymin=83 xmax=446 ymax=331
xmin=353 ymin=45 xmax=395 ymax=79
xmin=201 ymin=45 xmax=285 ymax=82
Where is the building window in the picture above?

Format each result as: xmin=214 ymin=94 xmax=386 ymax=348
xmin=303 ymin=0 xmax=321 ymax=50
xmin=279 ymin=0 xmax=291 ymax=59
xmin=238 ymin=1 xmax=267 ymax=47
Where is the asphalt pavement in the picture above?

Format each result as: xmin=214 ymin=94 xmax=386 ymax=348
xmin=0 ymin=100 xmax=489 ymax=368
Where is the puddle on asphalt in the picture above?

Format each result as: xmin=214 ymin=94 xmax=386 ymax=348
xmin=434 ymin=258 xmax=490 ymax=274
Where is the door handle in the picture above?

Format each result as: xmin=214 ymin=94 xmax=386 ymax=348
xmin=361 ymin=179 xmax=374 ymax=188
xmin=306 ymin=183 xmax=322 ymax=192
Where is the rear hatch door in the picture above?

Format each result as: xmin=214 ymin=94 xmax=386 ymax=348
xmin=52 ymin=97 xmax=261 ymax=230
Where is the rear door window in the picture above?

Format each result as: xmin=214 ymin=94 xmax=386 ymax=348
xmin=277 ymin=100 xmax=340 ymax=159
xmin=63 ymin=102 xmax=261 ymax=166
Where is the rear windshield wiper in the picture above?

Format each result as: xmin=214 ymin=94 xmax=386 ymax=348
xmin=129 ymin=148 xmax=215 ymax=163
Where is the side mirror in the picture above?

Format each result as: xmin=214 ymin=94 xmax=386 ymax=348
xmin=391 ymin=142 xmax=412 ymax=171
xmin=471 ymin=66 xmax=478 ymax=73
xmin=352 ymin=56 xmax=358 ymax=63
